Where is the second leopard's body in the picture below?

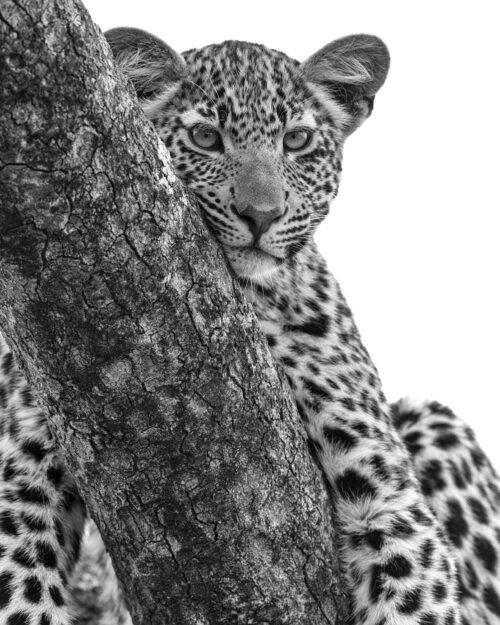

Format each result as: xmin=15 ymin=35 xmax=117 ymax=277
xmin=0 ymin=27 xmax=499 ymax=625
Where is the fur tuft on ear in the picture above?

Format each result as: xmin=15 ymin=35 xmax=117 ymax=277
xmin=105 ymin=27 xmax=186 ymax=100
xmin=301 ymin=34 xmax=390 ymax=134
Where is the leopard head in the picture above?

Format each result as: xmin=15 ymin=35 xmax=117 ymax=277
xmin=106 ymin=28 xmax=389 ymax=282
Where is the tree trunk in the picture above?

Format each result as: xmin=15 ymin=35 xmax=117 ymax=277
xmin=0 ymin=0 xmax=348 ymax=623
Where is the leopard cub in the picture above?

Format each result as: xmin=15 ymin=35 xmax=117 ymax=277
xmin=0 ymin=26 xmax=499 ymax=625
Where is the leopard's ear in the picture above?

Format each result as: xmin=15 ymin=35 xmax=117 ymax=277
xmin=300 ymin=34 xmax=390 ymax=134
xmin=105 ymin=27 xmax=186 ymax=99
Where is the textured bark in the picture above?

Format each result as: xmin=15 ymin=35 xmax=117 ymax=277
xmin=0 ymin=1 xmax=348 ymax=624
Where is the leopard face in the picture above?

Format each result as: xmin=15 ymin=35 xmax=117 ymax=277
xmin=147 ymin=42 xmax=345 ymax=281
xmin=106 ymin=29 xmax=390 ymax=281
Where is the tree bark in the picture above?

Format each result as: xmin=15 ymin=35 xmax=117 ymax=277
xmin=0 ymin=1 xmax=347 ymax=623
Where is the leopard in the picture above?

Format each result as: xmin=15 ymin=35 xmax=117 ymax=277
xmin=0 ymin=25 xmax=499 ymax=625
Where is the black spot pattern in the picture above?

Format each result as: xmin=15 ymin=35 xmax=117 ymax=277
xmin=369 ymin=564 xmax=384 ymax=603
xmin=445 ymin=498 xmax=469 ymax=548
xmin=2 ymin=351 xmax=13 ymax=375
xmin=368 ymin=455 xmax=390 ymax=481
xmin=392 ymin=517 xmax=415 ymax=537
xmin=323 ymin=426 xmax=356 ymax=451
xmin=398 ymin=587 xmax=422 ymax=614
xmin=468 ymin=497 xmax=489 ymax=524
xmin=444 ymin=610 xmax=457 ymax=625
xmin=465 ymin=560 xmax=479 ymax=589
xmin=0 ymin=570 xmax=14 ymax=609
xmin=46 ymin=465 xmax=64 ymax=488
xmin=1 ymin=509 xmax=19 ymax=536
xmin=24 ymin=576 xmax=42 ymax=603
xmin=420 ymin=460 xmax=447 ymax=495
xmin=365 ymin=530 xmax=384 ymax=550
xmin=484 ymin=584 xmax=500 ymax=616
xmin=432 ymin=581 xmax=447 ymax=601
xmin=473 ymin=535 xmax=497 ymax=573
xmin=336 ymin=470 xmax=376 ymax=500
xmin=18 ymin=485 xmax=50 ymax=506
xmin=383 ymin=554 xmax=412 ymax=578
xmin=3 ymin=459 xmax=17 ymax=481
xmin=302 ymin=378 xmax=332 ymax=402
xmin=288 ymin=312 xmax=330 ymax=337
xmin=22 ymin=513 xmax=47 ymax=532
xmin=21 ymin=440 xmax=46 ymax=461
xmin=36 ymin=541 xmax=57 ymax=568
xmin=49 ymin=585 xmax=64 ymax=607
xmin=7 ymin=613 xmax=30 ymax=625
xmin=435 ymin=432 xmax=460 ymax=449
xmin=13 ymin=546 xmax=36 ymax=568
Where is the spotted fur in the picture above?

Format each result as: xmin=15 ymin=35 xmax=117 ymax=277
xmin=0 ymin=29 xmax=499 ymax=625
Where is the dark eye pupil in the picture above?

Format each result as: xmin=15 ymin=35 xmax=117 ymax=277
xmin=198 ymin=129 xmax=215 ymax=142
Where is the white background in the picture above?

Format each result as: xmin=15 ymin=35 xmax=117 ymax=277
xmin=84 ymin=0 xmax=500 ymax=467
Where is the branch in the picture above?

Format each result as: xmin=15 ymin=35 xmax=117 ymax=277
xmin=0 ymin=0 xmax=347 ymax=623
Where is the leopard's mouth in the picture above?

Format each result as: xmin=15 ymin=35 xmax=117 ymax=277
xmin=223 ymin=245 xmax=285 ymax=280
xmin=244 ymin=246 xmax=284 ymax=261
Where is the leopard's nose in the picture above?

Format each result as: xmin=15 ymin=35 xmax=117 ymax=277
xmin=238 ymin=204 xmax=283 ymax=239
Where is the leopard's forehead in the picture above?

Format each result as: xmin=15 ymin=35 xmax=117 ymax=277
xmin=181 ymin=40 xmax=300 ymax=85
xmin=179 ymin=41 xmax=307 ymax=123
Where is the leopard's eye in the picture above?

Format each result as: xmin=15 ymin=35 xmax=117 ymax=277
xmin=189 ymin=125 xmax=223 ymax=151
xmin=283 ymin=129 xmax=313 ymax=152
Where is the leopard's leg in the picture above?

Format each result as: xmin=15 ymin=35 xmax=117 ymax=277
xmin=249 ymin=262 xmax=461 ymax=625
xmin=393 ymin=398 xmax=500 ymax=625
xmin=0 ymin=333 xmax=86 ymax=625
xmin=299 ymin=397 xmax=460 ymax=625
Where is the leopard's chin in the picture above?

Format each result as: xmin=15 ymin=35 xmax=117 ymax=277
xmin=224 ymin=246 xmax=284 ymax=282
